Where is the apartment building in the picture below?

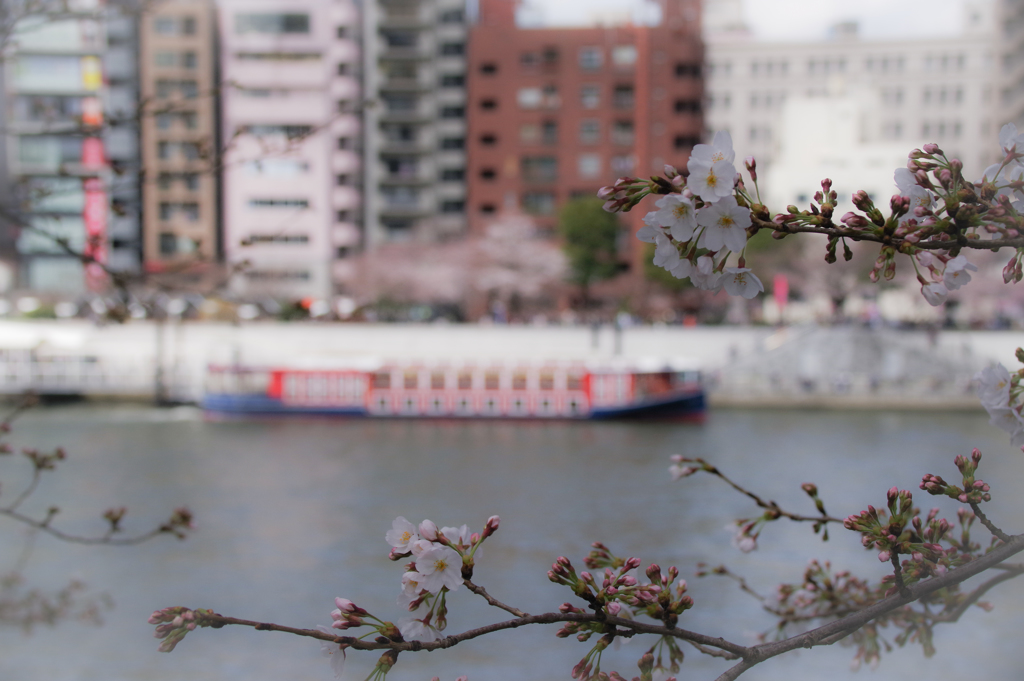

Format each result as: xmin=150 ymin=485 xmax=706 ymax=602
xmin=0 ymin=2 xmax=141 ymax=293
xmin=139 ymin=0 xmax=219 ymax=272
xmin=704 ymin=1 xmax=1001 ymax=182
xmin=361 ymin=0 xmax=470 ymax=247
xmin=466 ymin=0 xmax=703 ymax=274
xmin=219 ymin=0 xmax=362 ymax=300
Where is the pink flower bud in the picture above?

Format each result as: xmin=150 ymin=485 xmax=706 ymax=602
xmin=607 ymin=602 xmax=622 ymax=616
xmin=483 ymin=515 xmax=500 ymax=537
xmin=419 ymin=520 xmax=438 ymax=540
xmin=335 ymin=597 xmax=356 ymax=613
xmin=878 ymin=550 xmax=891 ymax=562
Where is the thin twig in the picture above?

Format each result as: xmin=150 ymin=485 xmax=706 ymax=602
xmin=969 ymin=502 xmax=1010 ymax=543
xmin=696 ymin=461 xmax=843 ymax=525
xmin=0 ymin=508 xmax=174 ymax=546
xmin=463 ymin=579 xmax=528 ymax=618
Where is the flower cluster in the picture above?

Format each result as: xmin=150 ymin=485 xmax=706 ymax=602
xmin=549 ymin=544 xmax=692 ymax=681
xmin=633 ymin=133 xmax=763 ymax=299
xmin=148 ymin=606 xmax=209 ymax=652
xmin=324 ymin=514 xmax=500 ymax=657
xmin=919 ymin=448 xmax=992 ymax=504
xmin=975 ymin=362 xmax=1024 ymax=446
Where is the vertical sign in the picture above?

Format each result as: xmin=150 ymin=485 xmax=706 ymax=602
xmin=82 ymin=177 xmax=107 ymax=288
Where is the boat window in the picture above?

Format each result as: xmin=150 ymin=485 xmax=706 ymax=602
xmin=512 ymin=372 xmax=527 ymax=390
xmin=485 ymin=372 xmax=500 ymax=390
xmin=539 ymin=372 xmax=555 ymax=390
xmin=566 ymin=373 xmax=582 ymax=391
xmin=372 ymin=372 xmax=390 ymax=389
xmin=431 ymin=372 xmax=445 ymax=389
xmin=404 ymin=371 xmax=418 ymax=389
xmin=458 ymin=372 xmax=473 ymax=389
xmin=636 ymin=372 xmax=672 ymax=397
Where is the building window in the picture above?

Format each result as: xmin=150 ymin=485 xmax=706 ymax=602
xmin=613 ymin=84 xmax=634 ymax=109
xmin=521 ymin=52 xmax=539 ymax=69
xmin=521 ymin=156 xmax=557 ymax=182
xmin=440 ymin=105 xmax=464 ymax=119
xmin=480 ymin=98 xmax=497 ymax=110
xmin=522 ymin=192 xmax=556 ymax=215
xmin=674 ymin=99 xmax=701 ymax=113
xmin=336 ymin=174 xmax=351 ymax=186
xmin=610 ymin=155 xmax=635 ymax=174
xmin=480 ymin=62 xmax=498 ymax=75
xmin=337 ymin=210 xmax=351 ymax=222
xmin=182 ymin=52 xmax=197 ymax=68
xmin=578 ymin=154 xmax=601 ymax=178
xmin=581 ymin=84 xmax=600 ymax=109
xmin=156 ymin=113 xmax=173 ymax=129
xmin=440 ymin=73 xmax=465 ymax=87
xmin=439 ymin=9 xmax=464 ymax=23
xmin=611 ymin=120 xmax=634 ymax=145
xmin=155 ymin=51 xmax=176 ymax=67
xmin=675 ymin=62 xmax=700 ymax=78
xmin=579 ymin=47 xmax=603 ymax=70
xmin=440 ymin=168 xmax=464 ymax=181
xmin=159 ymin=233 xmax=177 ymax=255
xmin=674 ymin=135 xmax=700 ymax=150
xmin=336 ymin=26 xmax=349 ymax=39
xmin=249 ymin=198 xmax=310 ymax=209
xmin=439 ymin=42 xmax=465 ymax=56
xmin=440 ymin=137 xmax=465 ymax=150
xmin=479 ymin=133 xmax=497 ymax=145
xmin=520 ymin=124 xmax=539 ymax=143
xmin=480 ymin=203 xmax=497 ymax=214
xmin=159 ymin=202 xmax=199 ymax=221
xmin=338 ymin=63 xmax=350 ymax=76
xmin=580 ymin=119 xmax=599 ymax=144
xmin=441 ymin=200 xmax=465 ymax=213
xmin=235 ymin=13 xmax=310 ymax=34
xmin=517 ymin=87 xmax=542 ymax=109
xmin=480 ymin=168 xmax=497 ymax=180
xmin=338 ymin=137 xmax=351 ymax=149
xmin=612 ymin=45 xmax=637 ymax=66
xmin=542 ymin=120 xmax=558 ymax=144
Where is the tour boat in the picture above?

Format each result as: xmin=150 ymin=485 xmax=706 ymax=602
xmin=202 ymin=359 xmax=705 ymax=420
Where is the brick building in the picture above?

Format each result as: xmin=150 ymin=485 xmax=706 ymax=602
xmin=466 ymin=0 xmax=704 ymax=276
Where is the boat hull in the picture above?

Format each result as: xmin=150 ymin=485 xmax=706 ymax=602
xmin=202 ymin=389 xmax=705 ymax=421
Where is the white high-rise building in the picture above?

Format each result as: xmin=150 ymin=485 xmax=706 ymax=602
xmin=218 ymin=0 xmax=362 ymax=300
xmin=704 ymin=0 xmax=1004 ymax=197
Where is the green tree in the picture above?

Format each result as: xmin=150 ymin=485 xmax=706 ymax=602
xmin=558 ymin=198 xmax=621 ymax=307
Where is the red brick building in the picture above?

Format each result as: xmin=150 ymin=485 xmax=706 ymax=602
xmin=467 ymin=0 xmax=704 ymax=277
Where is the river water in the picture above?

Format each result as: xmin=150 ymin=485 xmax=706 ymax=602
xmin=1 ymin=405 xmax=1022 ymax=681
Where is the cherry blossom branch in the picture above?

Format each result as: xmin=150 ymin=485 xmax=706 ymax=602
xmin=179 ymin=609 xmax=749 ymax=658
xmin=463 ymin=579 xmax=527 ymax=618
xmin=928 ymin=565 xmax=1024 ymax=624
xmin=713 ymin=532 xmax=1024 ymax=681
xmin=677 ymin=458 xmax=843 ymax=525
xmin=0 ymin=506 xmax=193 ymax=545
xmin=750 ymin=215 xmax=1024 ymax=251
xmin=968 ymin=502 xmax=1010 ymax=543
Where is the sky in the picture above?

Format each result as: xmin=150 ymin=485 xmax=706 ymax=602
xmin=521 ymin=0 xmax=968 ymax=41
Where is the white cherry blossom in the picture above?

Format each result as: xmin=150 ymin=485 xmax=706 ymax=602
xmin=921 ymin=282 xmax=948 ymax=306
xmin=689 ymin=255 xmax=721 ymax=291
xmin=976 ymin=365 xmax=1012 ymax=409
xmin=440 ymin=524 xmax=471 ymax=546
xmin=316 ymin=625 xmax=346 ymax=678
xmin=687 ymin=159 xmax=736 ymax=203
xmin=696 ymin=196 xmax=750 ymax=253
xmin=943 ymin=255 xmax=978 ymax=290
xmin=668 ymin=258 xmax=692 ymax=280
xmin=987 ymin=405 xmax=1024 ymax=440
xmin=398 ymin=571 xmax=426 ymax=610
xmin=652 ymin=234 xmax=681 ymax=270
xmin=637 ymin=212 xmax=666 ymax=243
xmin=999 ymin=122 xmax=1024 ymax=154
xmin=386 ymin=516 xmax=419 ymax=552
xmin=720 ymin=268 xmax=764 ymax=299
xmin=398 ymin=617 xmax=441 ymax=642
xmin=415 ymin=545 xmax=463 ymax=593
xmin=691 ymin=130 xmax=736 ymax=166
xmin=981 ymin=161 xmax=1024 ymax=203
xmin=651 ymin=194 xmax=697 ymax=241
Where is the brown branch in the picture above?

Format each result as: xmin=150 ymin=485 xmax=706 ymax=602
xmin=463 ymin=579 xmax=528 ymax=618
xmin=693 ymin=461 xmax=843 ymax=525
xmin=0 ymin=508 xmax=184 ymax=546
xmin=752 ymin=217 xmax=1024 ymax=251
xmin=969 ymin=502 xmax=1010 ymax=543
xmin=713 ymin=532 xmax=1024 ymax=681
xmin=192 ymin=610 xmax=749 ymax=658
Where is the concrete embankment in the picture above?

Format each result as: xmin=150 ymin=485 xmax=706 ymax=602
xmin=0 ymin=320 xmax=1017 ymax=409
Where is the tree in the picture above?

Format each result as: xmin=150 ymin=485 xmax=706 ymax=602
xmin=559 ymin=197 xmax=623 ymax=309
xmin=143 ymin=130 xmax=1024 ymax=681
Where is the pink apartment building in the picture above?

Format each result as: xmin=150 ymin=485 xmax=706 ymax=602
xmin=219 ymin=0 xmax=362 ymax=300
